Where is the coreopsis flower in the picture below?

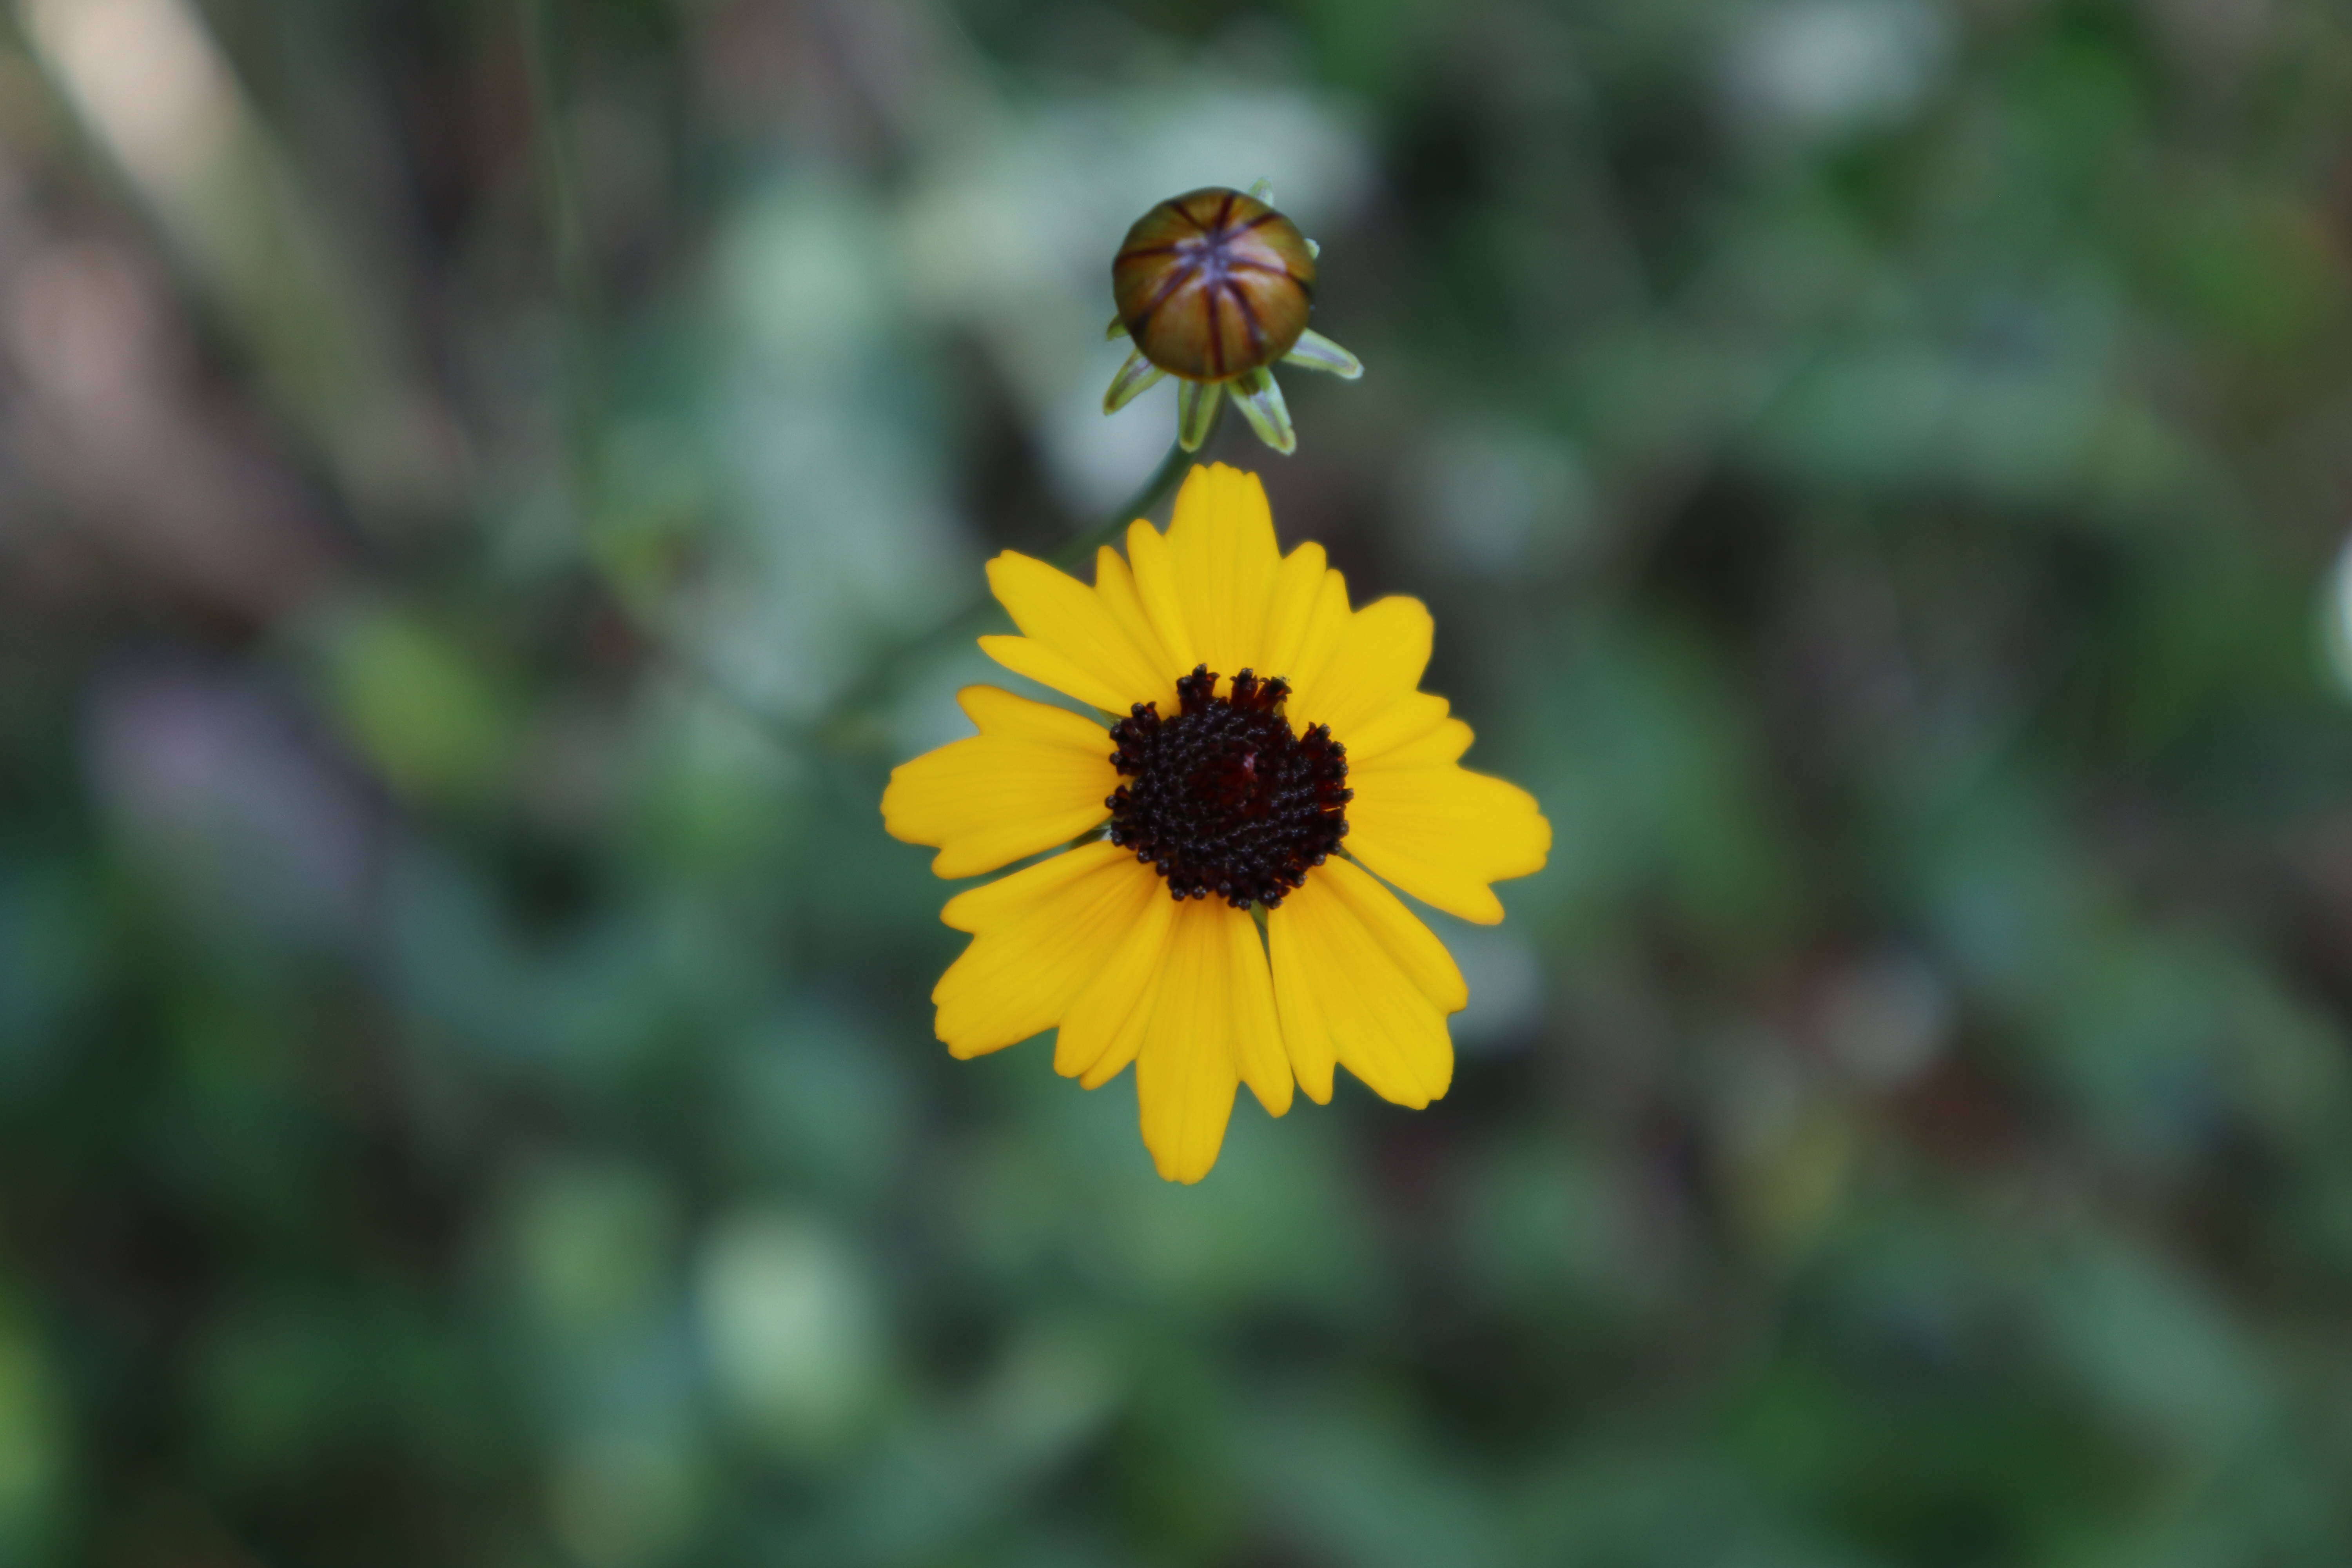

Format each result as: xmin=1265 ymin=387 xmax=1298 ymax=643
xmin=1102 ymin=183 xmax=1364 ymax=456
xmin=882 ymin=465 xmax=1548 ymax=1182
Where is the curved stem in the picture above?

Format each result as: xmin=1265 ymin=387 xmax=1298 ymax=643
xmin=1047 ymin=436 xmax=1192 ymax=571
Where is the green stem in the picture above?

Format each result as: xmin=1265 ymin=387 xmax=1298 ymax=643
xmin=1048 ymin=435 xmax=1194 ymax=571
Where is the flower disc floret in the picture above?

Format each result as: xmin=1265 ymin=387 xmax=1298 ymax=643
xmin=1107 ymin=665 xmax=1350 ymax=908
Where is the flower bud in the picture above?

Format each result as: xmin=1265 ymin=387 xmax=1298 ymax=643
xmin=1112 ymin=188 xmax=1316 ymax=381
xmin=1101 ymin=181 xmax=1365 ymax=456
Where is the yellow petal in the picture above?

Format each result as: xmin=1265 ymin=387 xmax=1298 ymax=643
xmin=1260 ymin=541 xmax=1330 ymax=678
xmin=1123 ymin=519 xmax=1198 ymax=676
xmin=1346 ymin=754 xmax=1552 ymax=925
xmin=1272 ymin=562 xmax=1353 ymax=713
xmin=1341 ymin=690 xmax=1454 ymax=765
xmin=1064 ymin=888 xmax=1290 ymax=1117
xmin=931 ymin=844 xmax=1161 ymax=1058
xmin=1221 ymin=902 xmax=1292 ymax=1116
xmin=1265 ymin=898 xmax=1337 ymax=1104
xmin=978 ymin=635 xmax=1134 ymax=716
xmin=1054 ymin=877 xmax=1175 ymax=1083
xmin=955 ymin=684 xmax=1111 ymax=745
xmin=1298 ymin=595 xmax=1435 ymax=746
xmin=1313 ymin=856 xmax=1467 ymax=1010
xmin=1268 ymin=863 xmax=1458 ymax=1109
xmin=1163 ymin=463 xmax=1281 ymax=681
xmin=1133 ymin=898 xmax=1266 ymax=1182
xmin=1367 ymin=716 xmax=1474 ymax=769
xmin=983 ymin=551 xmax=1170 ymax=711
xmin=881 ymin=687 xmax=1118 ymax=878
xmin=1092 ymin=546 xmax=1181 ymax=710
xmin=940 ymin=838 xmax=1123 ymax=932
xmin=1080 ymin=987 xmax=1154 ymax=1091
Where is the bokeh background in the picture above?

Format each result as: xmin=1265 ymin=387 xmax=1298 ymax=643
xmin=6 ymin=0 xmax=2352 ymax=1562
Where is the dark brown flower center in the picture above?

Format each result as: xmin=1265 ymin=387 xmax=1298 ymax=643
xmin=1105 ymin=666 xmax=1350 ymax=908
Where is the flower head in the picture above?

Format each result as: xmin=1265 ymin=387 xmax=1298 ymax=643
xmin=882 ymin=465 xmax=1548 ymax=1181
xmin=1103 ymin=184 xmax=1365 ymax=456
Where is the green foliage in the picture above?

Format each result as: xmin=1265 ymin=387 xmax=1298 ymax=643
xmin=3 ymin=0 xmax=2352 ymax=1563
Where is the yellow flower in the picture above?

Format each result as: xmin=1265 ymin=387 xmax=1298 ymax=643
xmin=881 ymin=464 xmax=1550 ymax=1182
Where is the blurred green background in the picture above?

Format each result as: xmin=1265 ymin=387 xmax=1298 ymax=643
xmin=5 ymin=0 xmax=2352 ymax=1562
